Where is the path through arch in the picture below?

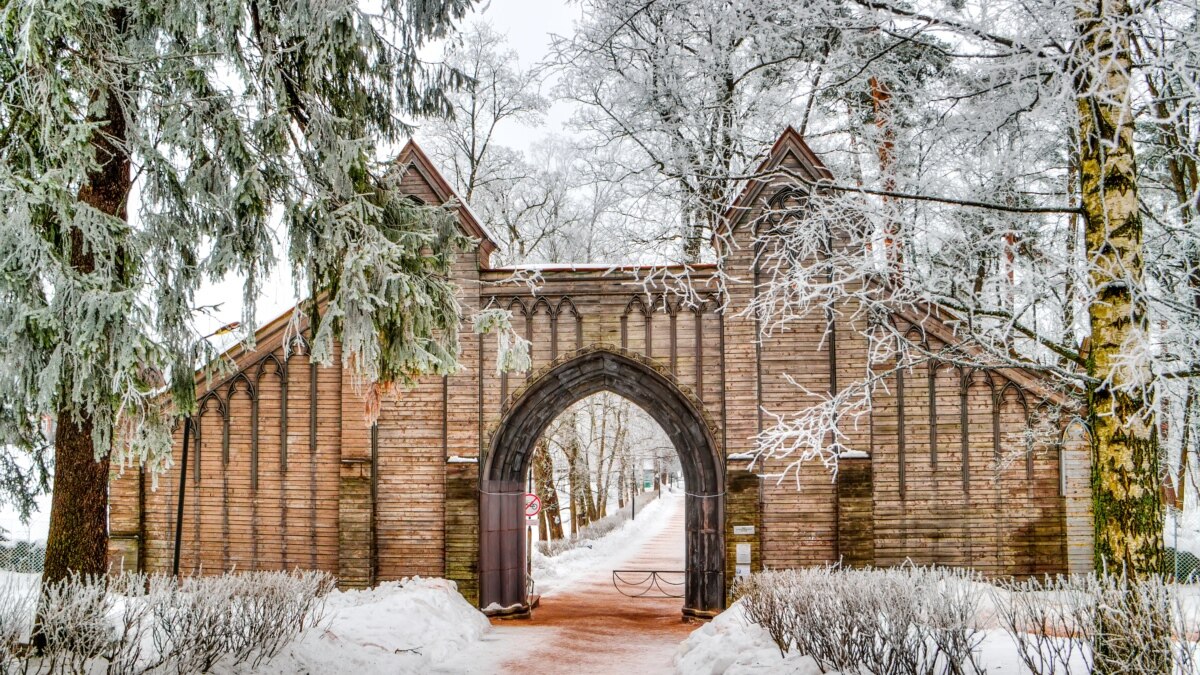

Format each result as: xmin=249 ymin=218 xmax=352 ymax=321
xmin=480 ymin=346 xmax=725 ymax=619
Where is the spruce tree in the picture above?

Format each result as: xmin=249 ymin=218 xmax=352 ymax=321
xmin=0 ymin=0 xmax=478 ymax=581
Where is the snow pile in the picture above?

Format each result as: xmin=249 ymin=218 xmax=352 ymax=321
xmin=532 ymin=492 xmax=673 ymax=595
xmin=674 ymin=600 xmax=820 ymax=675
xmin=245 ymin=577 xmax=491 ymax=675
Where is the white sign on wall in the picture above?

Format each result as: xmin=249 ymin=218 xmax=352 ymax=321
xmin=736 ymin=543 xmax=751 ymax=564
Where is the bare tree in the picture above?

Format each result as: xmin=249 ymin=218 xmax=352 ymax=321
xmin=550 ymin=0 xmax=831 ymax=262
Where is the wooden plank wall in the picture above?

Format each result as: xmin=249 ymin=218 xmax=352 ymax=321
xmin=113 ymin=330 xmax=344 ymax=578
xmin=724 ymin=145 xmax=1086 ymax=577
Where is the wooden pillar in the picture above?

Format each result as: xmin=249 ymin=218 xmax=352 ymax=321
xmin=684 ymin=490 xmax=725 ymax=620
xmin=725 ymin=468 xmax=762 ymax=604
xmin=837 ymin=457 xmax=875 ymax=567
xmin=338 ymin=457 xmax=374 ymax=588
xmin=445 ymin=460 xmax=480 ymax=606
xmin=108 ymin=466 xmax=143 ymax=573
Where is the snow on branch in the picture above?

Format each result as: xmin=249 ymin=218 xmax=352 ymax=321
xmin=473 ymin=308 xmax=532 ymax=376
xmin=754 ymin=377 xmax=875 ymax=484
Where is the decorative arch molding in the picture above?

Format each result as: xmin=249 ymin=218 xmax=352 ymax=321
xmin=480 ymin=344 xmax=725 ymax=618
xmin=491 ymin=343 xmax=721 ymax=449
xmin=620 ymin=294 xmax=653 ymax=355
xmin=554 ymin=297 xmax=583 ymax=356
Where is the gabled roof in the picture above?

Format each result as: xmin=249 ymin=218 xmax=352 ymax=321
xmin=722 ymin=126 xmax=835 ymax=234
xmin=394 ymin=140 xmax=499 ymax=265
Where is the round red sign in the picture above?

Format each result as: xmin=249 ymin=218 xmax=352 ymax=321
xmin=524 ymin=493 xmax=541 ymax=518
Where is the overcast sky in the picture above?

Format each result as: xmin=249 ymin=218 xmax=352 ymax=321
xmin=0 ymin=0 xmax=576 ymax=543
xmin=467 ymin=0 xmax=577 ymax=147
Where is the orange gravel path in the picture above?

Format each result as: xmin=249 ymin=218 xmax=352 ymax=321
xmin=490 ymin=494 xmax=693 ymax=674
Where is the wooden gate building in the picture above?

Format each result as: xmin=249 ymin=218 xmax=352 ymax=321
xmin=108 ymin=129 xmax=1094 ymax=618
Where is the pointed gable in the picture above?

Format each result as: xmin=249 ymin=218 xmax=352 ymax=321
xmin=394 ymin=140 xmax=499 ymax=268
xmin=723 ymin=126 xmax=834 ymax=234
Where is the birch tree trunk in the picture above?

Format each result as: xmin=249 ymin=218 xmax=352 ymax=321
xmin=1075 ymin=0 xmax=1164 ymax=577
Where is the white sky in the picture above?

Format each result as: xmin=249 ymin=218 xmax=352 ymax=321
xmin=469 ymin=0 xmax=578 ymax=146
xmin=0 ymin=0 xmax=576 ymax=543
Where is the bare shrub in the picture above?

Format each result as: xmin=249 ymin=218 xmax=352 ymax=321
xmin=0 ymin=575 xmax=37 ymax=666
xmin=735 ymin=570 xmax=799 ymax=657
xmin=101 ymin=574 xmax=160 ymax=675
xmin=151 ymin=570 xmax=333 ymax=672
xmin=0 ymin=569 xmax=331 ymax=674
xmin=997 ymin=572 xmax=1199 ymax=675
xmin=30 ymin=573 xmax=114 ymax=673
xmin=737 ymin=565 xmax=985 ymax=675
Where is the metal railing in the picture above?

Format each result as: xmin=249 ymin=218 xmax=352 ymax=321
xmin=1167 ymin=508 xmax=1199 ymax=583
xmin=0 ymin=541 xmax=44 ymax=575
xmin=612 ymin=570 xmax=686 ymax=598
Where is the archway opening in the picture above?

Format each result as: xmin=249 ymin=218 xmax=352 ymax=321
xmin=480 ymin=347 xmax=725 ymax=619
xmin=528 ymin=392 xmax=684 ymax=601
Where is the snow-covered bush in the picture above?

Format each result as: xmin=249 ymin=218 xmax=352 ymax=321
xmin=0 ymin=574 xmax=37 ymax=666
xmin=150 ymin=570 xmax=334 ymax=672
xmin=997 ymin=572 xmax=1199 ymax=674
xmin=30 ymin=572 xmax=160 ymax=674
xmin=0 ymin=569 xmax=332 ymax=674
xmin=736 ymin=565 xmax=986 ymax=675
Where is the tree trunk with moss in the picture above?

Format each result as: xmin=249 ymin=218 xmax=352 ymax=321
xmin=1076 ymin=0 xmax=1163 ymax=578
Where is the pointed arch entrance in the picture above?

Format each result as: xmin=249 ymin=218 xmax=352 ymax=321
xmin=480 ymin=345 xmax=725 ymax=619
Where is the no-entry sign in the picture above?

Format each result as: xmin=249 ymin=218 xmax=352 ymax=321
xmin=524 ymin=493 xmax=541 ymax=518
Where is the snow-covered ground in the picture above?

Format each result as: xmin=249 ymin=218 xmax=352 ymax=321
xmin=236 ymin=577 xmax=491 ymax=675
xmin=531 ymin=489 xmax=671 ymax=596
xmin=674 ymin=601 xmax=1059 ymax=675
xmin=677 ymin=600 xmax=1104 ymax=675
xmin=5 ymin=496 xmax=1195 ymax=674
xmin=0 ymin=572 xmax=490 ymax=674
xmin=0 ymin=496 xmax=684 ymax=674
